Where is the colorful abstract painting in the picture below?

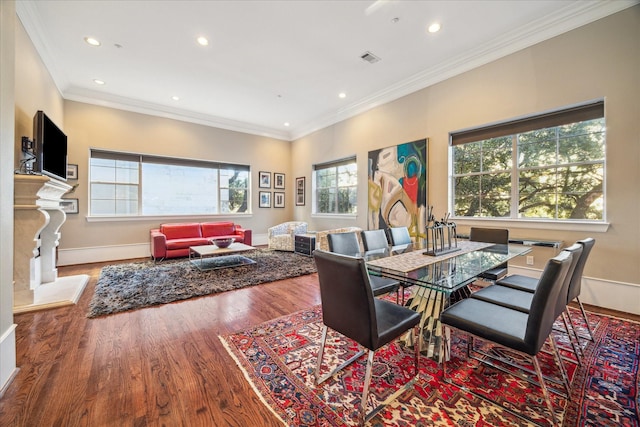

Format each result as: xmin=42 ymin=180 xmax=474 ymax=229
xmin=367 ymin=139 xmax=427 ymax=238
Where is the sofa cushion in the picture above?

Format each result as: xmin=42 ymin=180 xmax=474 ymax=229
xmin=201 ymin=222 xmax=236 ymax=238
xmin=161 ymin=223 xmax=202 ymax=240
xmin=166 ymin=238 xmax=209 ymax=250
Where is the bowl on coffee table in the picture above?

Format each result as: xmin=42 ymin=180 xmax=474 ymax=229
xmin=211 ymin=237 xmax=235 ymax=248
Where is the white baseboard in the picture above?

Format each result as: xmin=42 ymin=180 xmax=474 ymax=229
xmin=253 ymin=233 xmax=268 ymax=246
xmin=0 ymin=324 xmax=17 ymax=397
xmin=57 ymin=243 xmax=151 ymax=266
xmin=509 ymin=265 xmax=640 ymax=316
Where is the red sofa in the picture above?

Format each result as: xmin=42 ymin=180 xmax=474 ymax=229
xmin=150 ymin=221 xmax=252 ymax=260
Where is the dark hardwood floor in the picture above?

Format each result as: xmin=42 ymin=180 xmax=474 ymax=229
xmin=1 ymin=258 xmax=637 ymax=426
xmin=0 ymin=258 xmax=321 ymax=426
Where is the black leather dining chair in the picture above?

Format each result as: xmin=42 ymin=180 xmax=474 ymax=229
xmin=328 ymin=232 xmax=401 ymax=302
xmin=469 ymin=243 xmax=585 ymax=365
xmin=469 ymin=227 xmax=509 ymax=281
xmin=564 ymin=238 xmax=596 ymax=341
xmin=387 ymin=227 xmax=413 ymax=246
xmin=327 ymin=231 xmax=360 ymax=255
xmin=386 ymin=226 xmax=412 ymax=250
xmin=440 ymin=250 xmax=573 ymax=427
xmin=497 ymin=238 xmax=596 ymax=342
xmin=361 ymin=229 xmax=390 ymax=252
xmin=361 ymin=229 xmax=411 ymax=304
xmin=313 ymin=249 xmax=422 ymax=425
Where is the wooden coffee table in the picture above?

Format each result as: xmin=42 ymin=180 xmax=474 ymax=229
xmin=188 ymin=242 xmax=257 ymax=271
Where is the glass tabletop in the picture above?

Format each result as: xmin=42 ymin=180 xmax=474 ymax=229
xmin=365 ymin=241 xmax=531 ymax=293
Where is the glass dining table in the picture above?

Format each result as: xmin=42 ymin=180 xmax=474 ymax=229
xmin=364 ymin=239 xmax=532 ymax=361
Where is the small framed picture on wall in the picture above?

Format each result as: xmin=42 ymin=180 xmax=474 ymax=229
xmin=295 ymin=177 xmax=305 ymax=206
xmin=67 ymin=164 xmax=78 ymax=180
xmin=274 ymin=192 xmax=285 ymax=208
xmin=60 ymin=198 xmax=79 ymax=214
xmin=259 ymin=171 xmax=271 ymax=188
xmin=274 ymin=173 xmax=285 ymax=189
xmin=259 ymin=191 xmax=271 ymax=208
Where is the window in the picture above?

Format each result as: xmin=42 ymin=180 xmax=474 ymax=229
xmin=450 ymin=101 xmax=605 ymax=221
xmin=313 ymin=157 xmax=357 ymax=214
xmin=89 ymin=150 xmax=250 ymax=216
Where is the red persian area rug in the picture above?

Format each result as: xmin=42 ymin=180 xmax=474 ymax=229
xmin=220 ymin=306 xmax=639 ymax=426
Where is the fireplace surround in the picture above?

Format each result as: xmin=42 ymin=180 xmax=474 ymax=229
xmin=13 ymin=174 xmax=87 ymax=312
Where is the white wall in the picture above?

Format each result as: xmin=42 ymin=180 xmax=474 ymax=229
xmin=0 ymin=0 xmax=17 ymax=394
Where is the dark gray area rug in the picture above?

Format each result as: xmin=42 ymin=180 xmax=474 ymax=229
xmin=88 ymin=249 xmax=316 ymax=318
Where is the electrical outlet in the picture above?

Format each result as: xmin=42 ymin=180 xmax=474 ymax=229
xmin=526 ymin=256 xmax=534 ymax=265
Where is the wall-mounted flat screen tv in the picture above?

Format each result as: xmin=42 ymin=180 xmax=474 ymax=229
xmin=33 ymin=110 xmax=67 ymax=181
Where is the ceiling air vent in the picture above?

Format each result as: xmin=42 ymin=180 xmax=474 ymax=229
xmin=360 ymin=51 xmax=381 ymax=64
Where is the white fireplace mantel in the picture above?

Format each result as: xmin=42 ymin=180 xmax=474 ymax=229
xmin=13 ymin=174 xmax=88 ymax=312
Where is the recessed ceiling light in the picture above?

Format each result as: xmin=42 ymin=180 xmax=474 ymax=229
xmin=171 ymin=96 xmax=180 ymax=101
xmin=284 ymin=122 xmax=290 ymax=127
xmin=84 ymin=36 xmax=101 ymax=46
xmin=93 ymin=79 xmax=105 ymax=85
xmin=339 ymin=93 xmax=347 ymax=99
xmin=428 ymin=22 xmax=441 ymax=33
xmin=196 ymin=36 xmax=209 ymax=46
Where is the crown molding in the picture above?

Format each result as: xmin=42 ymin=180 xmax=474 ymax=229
xmin=16 ymin=1 xmax=68 ymax=97
xmin=63 ymin=87 xmax=292 ymax=141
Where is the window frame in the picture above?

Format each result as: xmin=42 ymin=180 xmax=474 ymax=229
xmin=449 ymin=100 xmax=607 ymax=226
xmin=88 ymin=149 xmax=251 ymax=219
xmin=312 ymin=156 xmax=358 ymax=216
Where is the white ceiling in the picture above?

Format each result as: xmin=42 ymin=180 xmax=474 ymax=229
xmin=16 ymin=0 xmax=636 ymax=141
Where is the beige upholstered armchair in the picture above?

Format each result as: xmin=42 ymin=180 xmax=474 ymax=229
xmin=267 ymin=221 xmax=308 ymax=251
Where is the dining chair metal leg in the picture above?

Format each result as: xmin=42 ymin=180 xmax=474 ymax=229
xmin=565 ymin=301 xmax=595 ymax=344
xmin=547 ymin=333 xmax=571 ymax=395
xmin=315 ymin=325 xmax=365 ymax=385
xmin=531 ymin=355 xmax=560 ymax=427
xmin=576 ymin=296 xmax=595 ymax=341
xmin=561 ymin=311 xmax=584 ymax=363
xmin=362 ymin=324 xmax=423 ymax=425
xmin=547 ymin=310 xmax=584 ymax=367
xmin=359 ymin=350 xmax=376 ymax=425
xmin=315 ymin=325 xmax=328 ymax=384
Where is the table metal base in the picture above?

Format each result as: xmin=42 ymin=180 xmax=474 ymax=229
xmin=400 ymin=285 xmax=471 ymax=362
